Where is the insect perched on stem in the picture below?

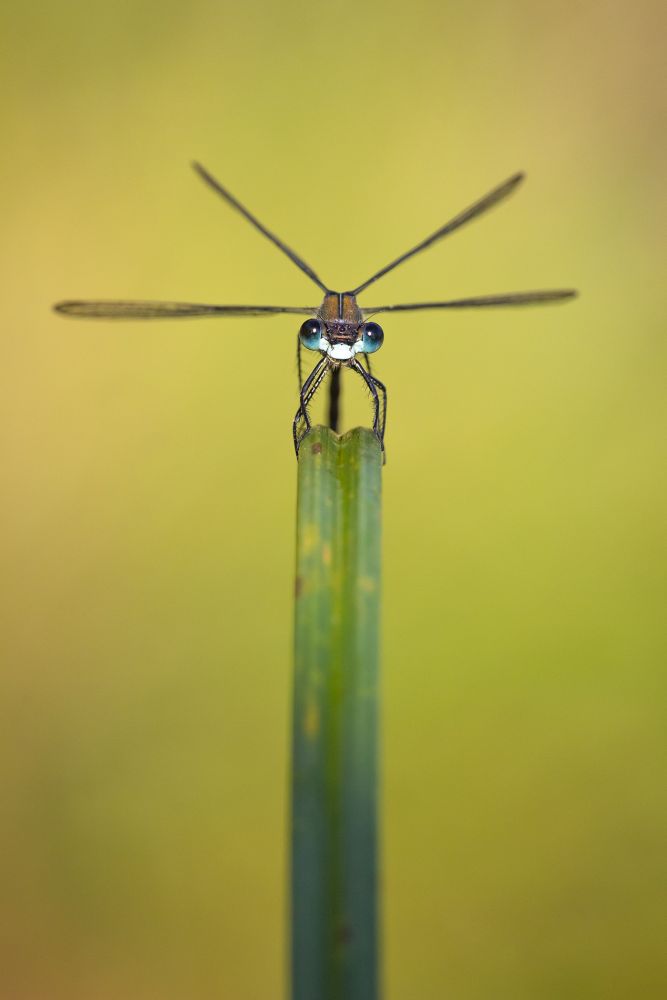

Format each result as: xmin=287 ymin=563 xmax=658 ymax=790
xmin=54 ymin=163 xmax=577 ymax=457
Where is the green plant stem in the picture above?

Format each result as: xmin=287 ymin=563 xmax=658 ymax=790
xmin=292 ymin=426 xmax=382 ymax=1000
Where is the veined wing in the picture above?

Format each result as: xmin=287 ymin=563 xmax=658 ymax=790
xmin=364 ymin=290 xmax=577 ymax=314
xmin=54 ymin=300 xmax=316 ymax=319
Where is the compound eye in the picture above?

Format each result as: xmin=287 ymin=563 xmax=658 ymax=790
xmin=299 ymin=318 xmax=324 ymax=351
xmin=360 ymin=321 xmax=384 ymax=354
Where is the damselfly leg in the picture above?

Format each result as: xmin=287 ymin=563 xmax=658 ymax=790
xmin=362 ymin=354 xmax=387 ymax=445
xmin=351 ymin=360 xmax=386 ymax=454
xmin=293 ymin=357 xmax=329 ymax=455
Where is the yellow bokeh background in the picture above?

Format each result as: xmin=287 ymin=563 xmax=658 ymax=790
xmin=2 ymin=1 xmax=665 ymax=997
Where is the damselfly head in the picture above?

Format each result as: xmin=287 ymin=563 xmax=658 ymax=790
xmin=299 ymin=293 xmax=385 ymax=363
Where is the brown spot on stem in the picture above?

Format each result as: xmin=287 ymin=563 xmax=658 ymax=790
xmin=304 ymin=701 xmax=319 ymax=738
xmin=311 ymin=442 xmax=322 ymax=454
xmin=294 ymin=575 xmax=303 ymax=597
xmin=335 ymin=922 xmax=353 ymax=946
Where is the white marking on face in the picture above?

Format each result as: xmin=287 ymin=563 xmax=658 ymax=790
xmin=328 ymin=342 xmax=355 ymax=361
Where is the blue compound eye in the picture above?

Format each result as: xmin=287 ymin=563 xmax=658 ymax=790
xmin=360 ymin=321 xmax=384 ymax=354
xmin=299 ymin=318 xmax=323 ymax=351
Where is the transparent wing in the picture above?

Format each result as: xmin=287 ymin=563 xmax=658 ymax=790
xmin=364 ymin=290 xmax=577 ymax=314
xmin=193 ymin=162 xmax=331 ymax=294
xmin=352 ymin=173 xmax=525 ymax=295
xmin=54 ymin=300 xmax=316 ymax=319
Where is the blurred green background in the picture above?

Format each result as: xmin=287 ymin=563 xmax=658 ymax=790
xmin=1 ymin=0 xmax=665 ymax=997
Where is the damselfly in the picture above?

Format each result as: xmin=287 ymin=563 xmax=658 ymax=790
xmin=54 ymin=163 xmax=577 ymax=456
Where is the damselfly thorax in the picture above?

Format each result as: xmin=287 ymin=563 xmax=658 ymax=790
xmin=318 ymin=293 xmax=363 ymax=357
xmin=55 ymin=163 xmax=577 ymax=458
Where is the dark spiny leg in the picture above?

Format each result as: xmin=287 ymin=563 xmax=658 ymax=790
xmin=293 ymin=359 xmax=322 ymax=450
xmin=328 ymin=365 xmax=341 ymax=433
xmin=293 ymin=357 xmax=329 ymax=456
xmin=296 ymin=334 xmax=304 ymax=395
xmin=351 ymin=359 xmax=383 ymax=451
xmin=294 ymin=334 xmax=305 ymax=452
xmin=370 ymin=374 xmax=387 ymax=444
xmin=362 ymin=355 xmax=387 ymax=453
xmin=295 ymin=360 xmax=329 ymax=453
xmin=363 ymin=356 xmax=386 ymax=436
